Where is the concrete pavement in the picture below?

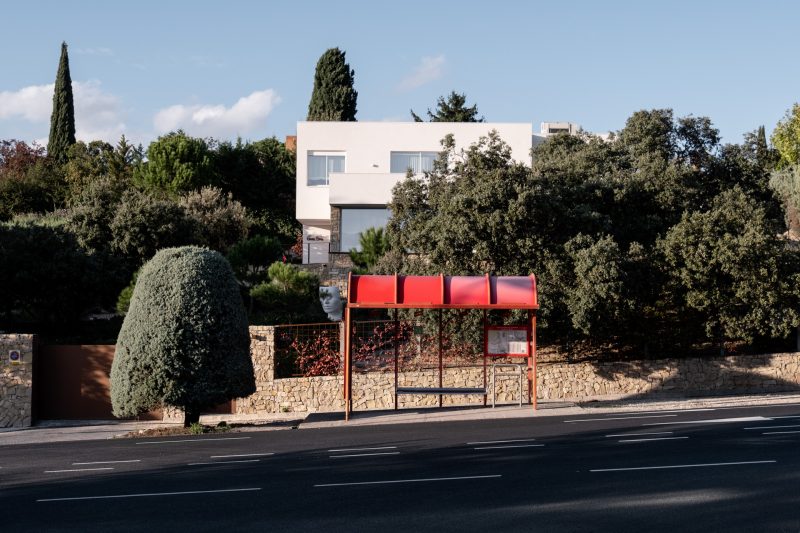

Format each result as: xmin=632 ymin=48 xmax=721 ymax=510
xmin=3 ymin=391 xmax=800 ymax=445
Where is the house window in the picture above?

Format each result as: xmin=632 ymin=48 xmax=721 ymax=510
xmin=340 ymin=208 xmax=391 ymax=251
xmin=390 ymin=151 xmax=438 ymax=174
xmin=308 ymin=152 xmax=345 ymax=186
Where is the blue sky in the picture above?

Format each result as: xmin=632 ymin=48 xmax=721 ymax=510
xmin=1 ymin=0 xmax=798 ymax=148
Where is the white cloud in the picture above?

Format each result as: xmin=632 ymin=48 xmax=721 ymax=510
xmin=0 ymin=80 xmax=126 ymax=142
xmin=153 ymin=89 xmax=280 ymax=138
xmin=0 ymin=84 xmax=53 ymax=122
xmin=397 ymin=55 xmax=445 ymax=91
xmin=74 ymin=47 xmax=114 ymax=57
xmin=73 ymin=81 xmax=126 ymax=141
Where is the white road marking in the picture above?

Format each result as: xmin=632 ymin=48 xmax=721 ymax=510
xmin=209 ymin=453 xmax=274 ymax=458
xmin=591 ymin=460 xmax=776 ymax=473
xmin=72 ymin=460 xmax=141 ymax=465
xmin=744 ymin=425 xmax=800 ymax=430
xmin=762 ymin=430 xmax=800 ymax=435
xmin=315 ymin=474 xmax=502 ymax=487
xmin=474 ymin=444 xmax=545 ymax=450
xmin=644 ymin=416 xmax=770 ymax=426
xmin=45 ymin=467 xmax=114 ymax=473
xmin=466 ymin=439 xmax=537 ymax=445
xmin=605 ymin=432 xmax=673 ymax=438
xmin=565 ymin=414 xmax=678 ymax=423
xmin=188 ymin=459 xmax=260 ymax=466
xmin=37 ymin=487 xmax=261 ymax=502
xmin=607 ymin=409 xmax=715 ymax=416
xmin=768 ymin=415 xmax=800 ymax=419
xmin=135 ymin=437 xmax=251 ymax=444
xmin=330 ymin=452 xmax=401 ymax=458
xmin=328 ymin=446 xmax=397 ymax=452
xmin=618 ymin=437 xmax=689 ymax=443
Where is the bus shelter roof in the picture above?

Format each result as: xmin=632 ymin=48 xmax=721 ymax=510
xmin=346 ymin=273 xmax=538 ymax=310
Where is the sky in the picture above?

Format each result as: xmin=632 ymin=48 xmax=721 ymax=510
xmin=1 ymin=0 xmax=798 ymax=149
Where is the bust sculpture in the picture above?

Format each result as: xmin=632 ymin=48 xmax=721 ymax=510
xmin=319 ymin=286 xmax=344 ymax=322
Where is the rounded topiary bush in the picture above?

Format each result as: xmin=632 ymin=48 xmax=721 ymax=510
xmin=111 ymin=245 xmax=255 ymax=426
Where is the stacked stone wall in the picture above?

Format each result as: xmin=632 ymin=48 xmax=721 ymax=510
xmin=0 ymin=334 xmax=35 ymax=428
xmin=235 ymin=326 xmax=800 ymax=415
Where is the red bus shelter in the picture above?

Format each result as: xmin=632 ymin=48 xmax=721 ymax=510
xmin=343 ymin=273 xmax=539 ymax=420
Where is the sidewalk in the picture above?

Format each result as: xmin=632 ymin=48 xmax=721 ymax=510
xmin=3 ymin=392 xmax=800 ymax=446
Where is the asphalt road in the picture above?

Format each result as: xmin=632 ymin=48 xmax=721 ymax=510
xmin=4 ymin=403 xmax=800 ymax=532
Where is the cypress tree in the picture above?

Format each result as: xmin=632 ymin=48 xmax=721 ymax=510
xmin=307 ymin=48 xmax=358 ymax=121
xmin=48 ymin=42 xmax=76 ymax=162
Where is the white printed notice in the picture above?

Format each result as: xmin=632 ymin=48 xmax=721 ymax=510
xmin=487 ymin=329 xmax=528 ymax=355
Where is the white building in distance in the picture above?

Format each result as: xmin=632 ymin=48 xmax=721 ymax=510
xmin=295 ymin=120 xmax=598 ymax=264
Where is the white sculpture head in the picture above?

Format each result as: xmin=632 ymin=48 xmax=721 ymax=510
xmin=319 ymin=286 xmax=344 ymax=322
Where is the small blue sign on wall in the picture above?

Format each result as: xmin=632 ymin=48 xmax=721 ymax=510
xmin=8 ymin=349 xmax=21 ymax=365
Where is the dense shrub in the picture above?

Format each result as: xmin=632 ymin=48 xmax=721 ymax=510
xmin=111 ymin=246 xmax=255 ymax=425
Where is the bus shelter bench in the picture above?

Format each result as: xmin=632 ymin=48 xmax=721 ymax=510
xmin=395 ymin=387 xmax=487 ymax=395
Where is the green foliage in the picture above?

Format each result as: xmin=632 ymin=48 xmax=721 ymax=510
xmin=249 ymin=262 xmax=325 ymax=324
xmin=64 ymin=137 xmax=141 ymax=200
xmin=388 ymin=108 xmax=800 ymax=351
xmin=110 ymin=189 xmax=195 ymax=264
xmin=770 ymin=164 xmax=800 ymax=233
xmin=136 ymin=131 xmax=216 ymax=193
xmin=116 ymin=269 xmax=139 ymax=315
xmin=564 ymin=234 xmax=630 ymax=337
xmin=307 ymin=48 xmax=358 ymax=121
xmin=227 ymin=235 xmax=282 ymax=286
xmin=411 ymin=91 xmax=484 ymax=122
xmin=110 ymin=246 xmax=255 ymax=426
xmin=0 ymin=140 xmax=66 ymax=220
xmin=771 ymin=103 xmax=800 ymax=168
xmin=0 ymin=221 xmax=98 ymax=322
xmin=349 ymin=227 xmax=389 ymax=271
xmin=47 ymin=42 xmax=76 ymax=163
xmin=179 ymin=186 xmax=251 ymax=253
xmin=658 ymin=187 xmax=800 ymax=343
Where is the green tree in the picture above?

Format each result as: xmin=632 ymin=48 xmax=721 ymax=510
xmin=227 ymin=235 xmax=282 ymax=286
xmin=0 ymin=221 xmax=98 ymax=323
xmin=349 ymin=227 xmax=389 ymax=271
xmin=47 ymin=42 xmax=76 ymax=162
xmin=770 ymin=165 xmax=800 ymax=237
xmin=214 ymin=137 xmax=297 ymax=242
xmin=771 ymin=103 xmax=800 ymax=168
xmin=658 ymin=187 xmax=800 ymax=345
xmin=411 ymin=91 xmax=484 ymax=122
xmin=249 ymin=262 xmax=324 ymax=324
xmin=111 ymin=246 xmax=255 ymax=426
xmin=179 ymin=186 xmax=251 ymax=253
xmin=306 ymin=48 xmax=358 ymax=121
xmin=135 ymin=131 xmax=216 ymax=193
xmin=110 ymin=189 xmax=194 ymax=263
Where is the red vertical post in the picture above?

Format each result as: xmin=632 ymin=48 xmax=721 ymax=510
xmin=344 ymin=306 xmax=352 ymax=421
xmin=394 ymin=308 xmax=399 ymax=411
xmin=530 ymin=311 xmax=537 ymax=411
xmin=483 ymin=309 xmax=488 ymax=407
xmin=438 ymin=308 xmax=443 ymax=408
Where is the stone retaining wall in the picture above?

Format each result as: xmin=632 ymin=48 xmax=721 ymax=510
xmin=234 ymin=326 xmax=800 ymax=415
xmin=0 ymin=334 xmax=35 ymax=428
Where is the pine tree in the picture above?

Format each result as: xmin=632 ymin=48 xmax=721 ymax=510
xmin=48 ymin=42 xmax=76 ymax=162
xmin=307 ymin=48 xmax=358 ymax=121
xmin=410 ymin=91 xmax=484 ymax=123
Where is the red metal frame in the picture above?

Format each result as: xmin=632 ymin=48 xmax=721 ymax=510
xmin=343 ymin=272 xmax=538 ymax=420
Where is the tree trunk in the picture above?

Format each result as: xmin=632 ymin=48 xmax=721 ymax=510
xmin=184 ymin=408 xmax=201 ymax=428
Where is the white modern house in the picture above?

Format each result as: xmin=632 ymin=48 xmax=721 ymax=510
xmin=295 ymin=120 xmax=589 ymax=264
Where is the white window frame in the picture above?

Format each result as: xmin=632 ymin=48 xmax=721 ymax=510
xmin=307 ymin=151 xmax=346 ymax=186
xmin=390 ymin=151 xmax=438 ymax=175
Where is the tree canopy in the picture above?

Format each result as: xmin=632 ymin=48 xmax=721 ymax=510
xmin=111 ymin=246 xmax=255 ymax=426
xmin=411 ymin=91 xmax=484 ymax=123
xmin=307 ymin=48 xmax=358 ymax=121
xmin=47 ymin=42 xmax=76 ymax=162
